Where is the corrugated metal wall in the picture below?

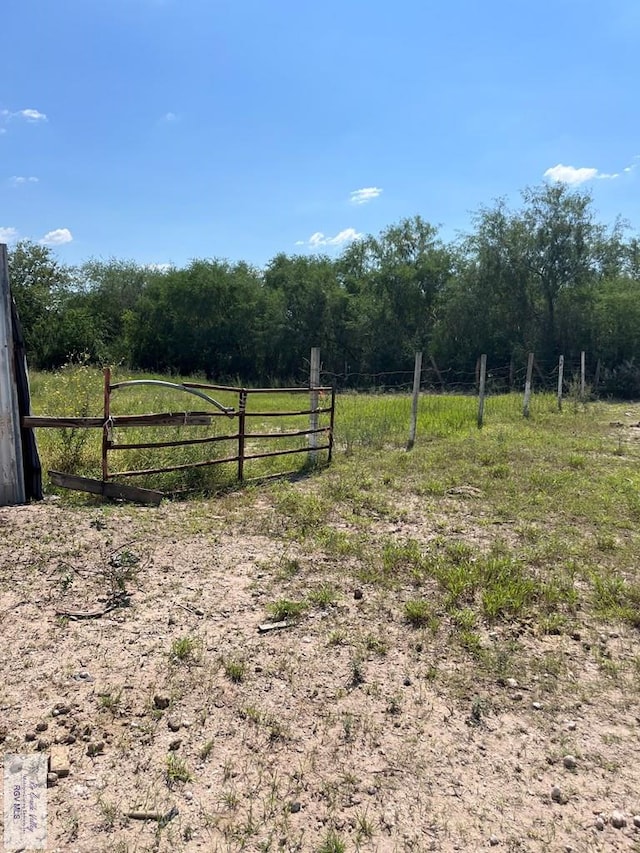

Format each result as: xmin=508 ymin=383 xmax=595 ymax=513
xmin=0 ymin=243 xmax=26 ymax=505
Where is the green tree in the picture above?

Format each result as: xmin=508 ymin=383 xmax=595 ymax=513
xmin=7 ymin=241 xmax=72 ymax=366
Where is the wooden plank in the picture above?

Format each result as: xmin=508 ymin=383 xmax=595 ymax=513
xmin=23 ymin=416 xmax=104 ymax=428
xmin=23 ymin=412 xmax=222 ymax=429
xmin=258 ymin=620 xmax=295 ymax=633
xmin=49 ymin=471 xmax=163 ymax=505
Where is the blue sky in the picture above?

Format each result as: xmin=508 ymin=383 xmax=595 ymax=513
xmin=1 ymin=0 xmax=638 ymax=268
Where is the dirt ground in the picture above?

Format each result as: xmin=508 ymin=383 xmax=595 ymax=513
xmin=1 ymin=488 xmax=639 ymax=853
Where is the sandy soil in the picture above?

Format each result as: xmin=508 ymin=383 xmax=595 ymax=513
xmin=1 ymin=492 xmax=639 ymax=853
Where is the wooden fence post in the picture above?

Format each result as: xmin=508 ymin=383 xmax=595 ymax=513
xmin=523 ymin=353 xmax=534 ymax=418
xmin=557 ymin=355 xmax=564 ymax=412
xmin=407 ymin=351 xmax=422 ymax=450
xmin=580 ymin=351 xmax=586 ymax=399
xmin=101 ymin=367 xmax=111 ymax=482
xmin=309 ymin=347 xmax=320 ymax=464
xmin=477 ymin=354 xmax=487 ymax=428
xmin=0 ymin=244 xmax=26 ymax=505
xmin=594 ymin=359 xmax=601 ymax=396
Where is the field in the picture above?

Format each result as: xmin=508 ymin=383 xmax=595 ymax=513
xmin=2 ymin=366 xmax=640 ymax=852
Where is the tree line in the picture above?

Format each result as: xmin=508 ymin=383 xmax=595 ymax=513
xmin=7 ymin=183 xmax=640 ymax=396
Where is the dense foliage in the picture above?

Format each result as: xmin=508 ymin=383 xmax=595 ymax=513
xmin=8 ymin=184 xmax=640 ymax=394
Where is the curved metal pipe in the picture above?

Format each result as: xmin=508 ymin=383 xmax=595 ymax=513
xmin=110 ymin=380 xmax=235 ymax=416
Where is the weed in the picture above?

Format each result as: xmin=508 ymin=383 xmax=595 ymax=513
xmin=364 ymin=633 xmax=387 ymax=656
xmin=327 ymin=629 xmax=347 ymax=646
xmin=308 ymin=583 xmax=338 ymax=609
xmin=98 ymin=690 xmax=122 ymax=715
xmin=349 ymin=654 xmax=365 ymax=687
xmin=222 ymin=657 xmax=246 ymax=683
xmin=404 ymin=598 xmax=433 ymax=628
xmin=166 ymin=754 xmax=191 ymax=785
xmin=199 ymin=739 xmax=215 ymax=760
xmin=317 ymin=829 xmax=346 ymax=853
xmin=355 ymin=807 xmax=375 ymax=841
xmin=267 ymin=599 xmax=307 ymax=622
xmin=170 ymin=635 xmax=198 ymax=664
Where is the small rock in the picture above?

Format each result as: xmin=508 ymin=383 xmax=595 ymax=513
xmin=610 ymin=811 xmax=626 ymax=829
xmin=86 ymin=741 xmax=105 ymax=757
xmin=551 ymin=786 xmax=565 ymax=804
xmin=532 ymin=702 xmax=543 ymax=710
xmin=489 ymin=835 xmax=500 ymax=846
xmin=52 ymin=704 xmax=71 ymax=717
xmin=512 ymin=692 xmax=524 ymax=702
xmin=570 ymin=631 xmax=581 ymax=641
xmin=46 ymin=772 xmax=58 ymax=788
xmin=167 ymin=718 xmax=181 ymax=732
xmin=595 ymin=816 xmax=605 ymax=831
xmin=154 ymin=695 xmax=170 ymax=710
xmin=194 ymin=607 xmax=205 ymax=616
xmin=632 ymin=814 xmax=640 ymax=828
xmin=0 ymin=725 xmax=7 ymax=743
xmin=183 ymin=790 xmax=193 ymax=801
xmin=24 ymin=732 xmax=36 ymax=742
xmin=506 ymin=678 xmax=518 ymax=689
xmin=403 ymin=677 xmax=412 ymax=686
xmin=567 ymin=721 xmax=577 ymax=731
xmin=563 ymin=754 xmax=577 ymax=770
xmin=353 ymin=589 xmax=363 ymax=600
xmin=49 ymin=745 xmax=70 ymax=778
xmin=35 ymin=721 xmax=48 ymax=733
xmin=169 ymin=739 xmax=182 ymax=751
xmin=289 ymin=801 xmax=301 ymax=813
xmin=168 ymin=614 xmax=177 ymax=626
xmin=36 ymin=738 xmax=50 ymax=751
xmin=75 ymin=671 xmax=94 ymax=682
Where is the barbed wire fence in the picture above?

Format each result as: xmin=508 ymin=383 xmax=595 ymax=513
xmin=313 ymin=350 xmax=604 ymax=452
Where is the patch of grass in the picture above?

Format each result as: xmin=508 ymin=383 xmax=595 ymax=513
xmin=222 ymin=657 xmax=247 ymax=683
xmin=364 ymin=633 xmax=387 ymax=656
xmin=404 ymin=598 xmax=434 ymax=628
xmin=317 ymin=829 xmax=346 ymax=853
xmin=267 ymin=599 xmax=307 ymax=622
xmin=98 ymin=690 xmax=122 ymax=715
xmin=166 ymin=754 xmax=191 ymax=785
xmin=199 ymin=739 xmax=215 ymax=760
xmin=170 ymin=635 xmax=198 ymax=663
xmin=327 ymin=629 xmax=347 ymax=646
xmin=307 ymin=583 xmax=339 ymax=609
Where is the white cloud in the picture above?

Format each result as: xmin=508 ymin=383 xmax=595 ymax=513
xmin=10 ymin=176 xmax=39 ymax=186
xmin=623 ymin=155 xmax=640 ymax=173
xmin=40 ymin=228 xmax=73 ymax=246
xmin=18 ymin=108 xmax=47 ymax=122
xmin=544 ymin=164 xmax=599 ymax=185
xmin=300 ymin=228 xmax=363 ymax=249
xmin=162 ymin=112 xmax=178 ymax=122
xmin=543 ymin=163 xmax=626 ymax=185
xmin=350 ymin=186 xmax=383 ymax=205
xmin=0 ymin=227 xmax=19 ymax=243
